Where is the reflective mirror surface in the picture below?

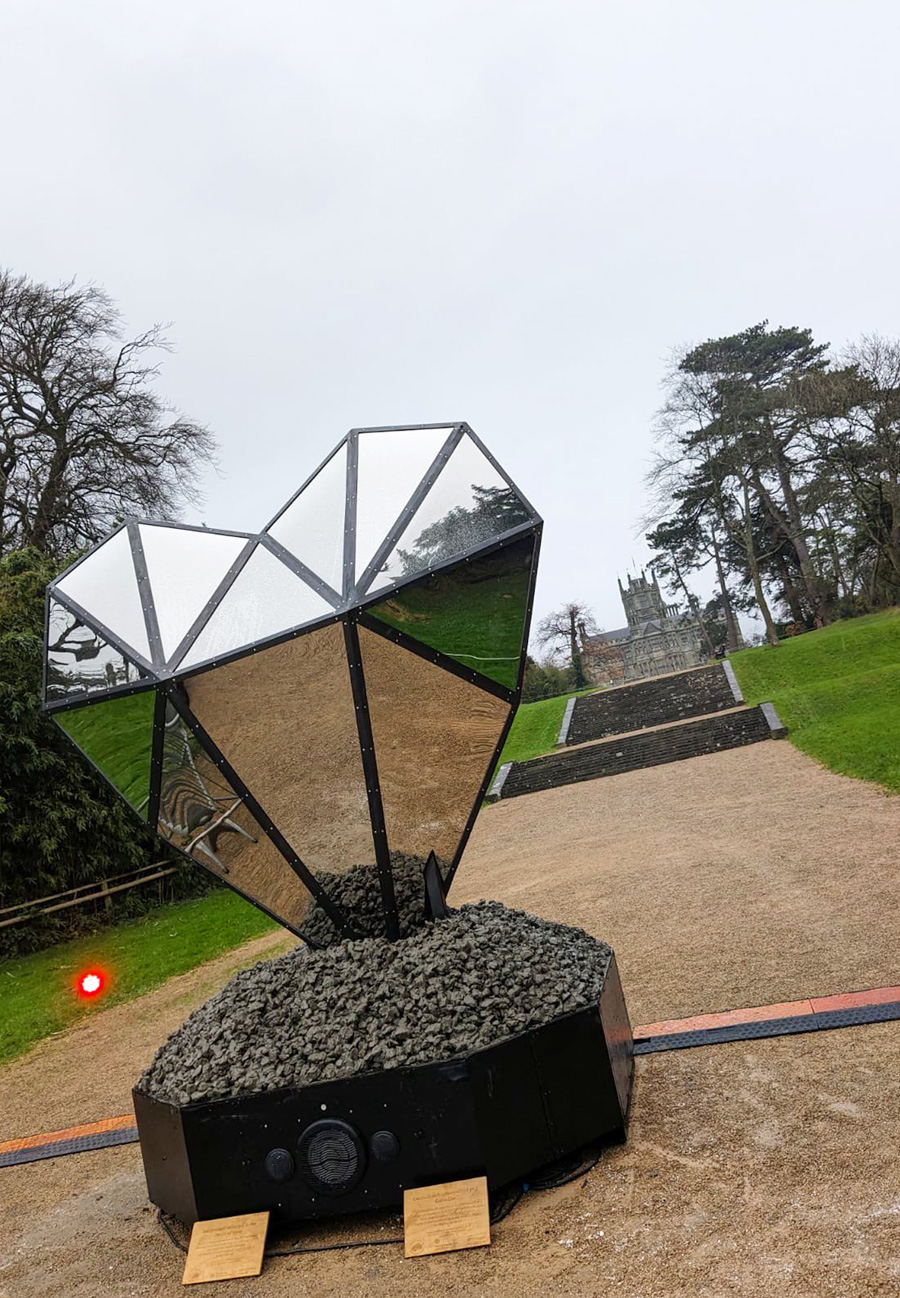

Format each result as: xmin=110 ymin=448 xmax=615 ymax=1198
xmin=139 ymin=525 xmax=248 ymax=661
xmin=184 ymin=623 xmax=377 ymax=889
xmin=366 ymin=432 xmax=531 ymax=592
xmin=55 ymin=690 xmax=156 ymax=813
xmin=359 ymin=624 xmax=510 ymax=869
xmin=366 ymin=534 xmax=535 ymax=689
xmin=46 ymin=600 xmax=148 ymax=700
xmin=55 ymin=526 xmax=151 ymax=661
xmin=158 ymin=703 xmax=314 ymax=932
xmin=44 ymin=422 xmax=540 ymax=938
xmin=354 ymin=427 xmax=453 ymax=583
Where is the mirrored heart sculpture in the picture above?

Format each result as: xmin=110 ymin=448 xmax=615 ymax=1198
xmin=43 ymin=423 xmax=541 ymax=942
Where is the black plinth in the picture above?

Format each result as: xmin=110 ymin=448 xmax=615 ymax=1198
xmin=134 ymin=954 xmax=632 ymax=1225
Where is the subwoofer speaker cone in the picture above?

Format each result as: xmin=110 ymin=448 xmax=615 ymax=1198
xmin=297 ymin=1119 xmax=366 ymax=1195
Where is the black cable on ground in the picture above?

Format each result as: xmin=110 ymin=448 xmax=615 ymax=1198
xmin=526 ymin=1148 xmax=602 ymax=1190
xmin=157 ymin=1146 xmax=602 ymax=1261
xmin=264 ymin=1233 xmax=405 ymax=1257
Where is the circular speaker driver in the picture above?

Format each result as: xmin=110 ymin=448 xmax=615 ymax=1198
xmin=297 ymin=1119 xmax=366 ymax=1195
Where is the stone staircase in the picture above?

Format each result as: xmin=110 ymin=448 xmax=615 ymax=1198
xmin=489 ymin=663 xmax=786 ymax=802
xmin=564 ymin=663 xmax=741 ymax=744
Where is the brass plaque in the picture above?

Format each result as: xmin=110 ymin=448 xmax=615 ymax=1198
xmin=182 ymin=1211 xmax=269 ymax=1285
xmin=403 ymin=1176 xmax=491 ymax=1258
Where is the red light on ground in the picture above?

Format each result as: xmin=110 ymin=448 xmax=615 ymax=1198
xmin=77 ymin=969 xmax=104 ymax=998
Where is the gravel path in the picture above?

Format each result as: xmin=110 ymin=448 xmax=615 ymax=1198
xmin=455 ymin=741 xmax=900 ymax=1022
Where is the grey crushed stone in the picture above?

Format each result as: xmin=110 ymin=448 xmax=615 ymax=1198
xmin=138 ymin=901 xmax=613 ymax=1105
xmin=300 ymin=852 xmax=439 ymax=947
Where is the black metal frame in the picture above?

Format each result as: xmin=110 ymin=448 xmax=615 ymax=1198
xmin=43 ymin=423 xmax=542 ymax=940
xmin=342 ymin=619 xmax=399 ymax=940
xmin=129 ymin=521 xmax=166 ymax=669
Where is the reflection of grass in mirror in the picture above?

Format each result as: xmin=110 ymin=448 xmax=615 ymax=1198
xmin=368 ymin=551 xmax=531 ymax=689
xmin=56 ymin=690 xmax=155 ymax=809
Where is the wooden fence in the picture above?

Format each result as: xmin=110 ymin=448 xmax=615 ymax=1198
xmin=0 ymin=862 xmax=177 ymax=930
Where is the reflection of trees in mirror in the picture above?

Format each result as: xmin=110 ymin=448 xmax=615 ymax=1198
xmin=159 ymin=709 xmax=255 ymax=873
xmin=395 ymin=484 xmax=529 ymax=574
xmin=47 ymin=606 xmax=145 ymax=695
xmin=49 ymin=610 xmax=102 ymax=661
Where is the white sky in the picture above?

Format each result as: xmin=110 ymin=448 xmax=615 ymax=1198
xmin=2 ymin=0 xmax=898 ymax=637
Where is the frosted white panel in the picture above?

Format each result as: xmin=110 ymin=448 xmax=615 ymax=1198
xmin=57 ymin=527 xmax=150 ymax=660
xmin=139 ymin=524 xmax=247 ymax=660
xmin=366 ymin=433 xmax=532 ymax=590
xmin=180 ymin=544 xmax=331 ymax=668
xmin=267 ymin=443 xmax=347 ymax=593
xmin=354 ymin=427 xmax=453 ymax=582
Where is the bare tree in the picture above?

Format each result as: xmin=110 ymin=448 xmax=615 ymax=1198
xmin=536 ymin=601 xmax=597 ymax=687
xmin=0 ymin=271 xmax=217 ymax=557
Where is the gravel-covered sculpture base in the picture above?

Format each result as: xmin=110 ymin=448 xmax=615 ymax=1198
xmin=139 ymin=902 xmax=612 ymax=1106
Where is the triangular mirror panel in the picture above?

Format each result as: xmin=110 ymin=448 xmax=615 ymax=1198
xmin=46 ymin=599 xmax=150 ymax=702
xmin=183 ymin=624 xmax=377 ymax=906
xmin=354 ymin=427 xmax=453 ymax=584
xmin=365 ymin=432 xmax=532 ymax=593
xmin=139 ymin=524 xmax=247 ymax=661
xmin=55 ymin=690 xmax=156 ymax=814
xmin=266 ymin=443 xmax=347 ymax=594
xmin=179 ymin=544 xmax=332 ymax=670
xmin=358 ymin=623 xmax=510 ymax=871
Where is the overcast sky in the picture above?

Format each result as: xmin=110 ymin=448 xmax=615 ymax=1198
xmin=2 ymin=1 xmax=898 ymax=637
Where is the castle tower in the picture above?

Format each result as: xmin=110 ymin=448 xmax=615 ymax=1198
xmin=619 ymin=571 xmax=668 ymax=628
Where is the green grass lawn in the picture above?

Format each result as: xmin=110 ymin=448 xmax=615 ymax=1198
xmin=0 ymin=889 xmax=280 ymax=1067
xmin=730 ymin=608 xmax=900 ymax=793
xmin=495 ymin=687 xmax=596 ymax=768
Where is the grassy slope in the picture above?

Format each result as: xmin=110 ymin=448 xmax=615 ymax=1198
xmin=730 ymin=609 xmax=900 ymax=793
xmin=496 ymin=687 xmax=596 ymax=767
xmin=0 ymin=889 xmax=280 ymax=1065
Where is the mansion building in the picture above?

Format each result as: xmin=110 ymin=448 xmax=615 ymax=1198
xmin=581 ymin=572 xmax=714 ymax=685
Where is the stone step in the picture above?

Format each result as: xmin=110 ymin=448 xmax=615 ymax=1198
xmin=564 ymin=662 xmax=742 ymax=746
xmin=490 ymin=704 xmax=786 ymax=801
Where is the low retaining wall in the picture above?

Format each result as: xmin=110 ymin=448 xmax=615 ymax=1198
xmin=492 ymin=704 xmax=785 ymax=801
xmin=565 ymin=665 xmax=737 ymax=746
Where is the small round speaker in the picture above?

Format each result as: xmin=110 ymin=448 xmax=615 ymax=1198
xmin=297 ymin=1119 xmax=366 ymax=1195
xmin=264 ymin=1147 xmax=295 ymax=1183
xmin=370 ymin=1130 xmax=400 ymax=1162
